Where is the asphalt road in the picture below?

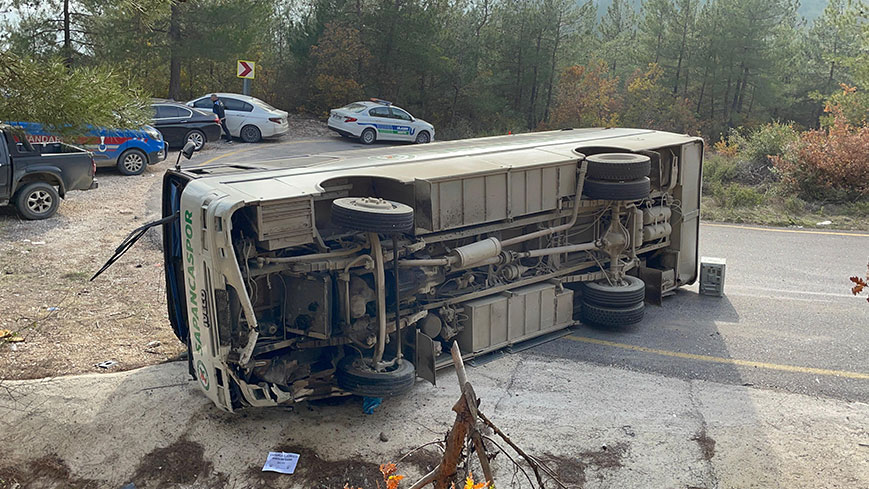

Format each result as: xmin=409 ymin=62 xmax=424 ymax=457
xmin=181 ymin=133 xmax=373 ymax=168
xmin=178 ymin=136 xmax=869 ymax=403
xmin=538 ymin=223 xmax=869 ymax=402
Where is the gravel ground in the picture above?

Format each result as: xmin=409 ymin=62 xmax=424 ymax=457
xmin=285 ymin=113 xmax=334 ymax=139
xmin=0 ymin=157 xmax=184 ymax=380
xmin=0 ymin=115 xmax=332 ymax=380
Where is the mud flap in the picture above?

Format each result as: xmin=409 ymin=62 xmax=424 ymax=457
xmin=638 ymin=266 xmax=664 ymax=306
xmin=415 ymin=331 xmax=437 ymax=386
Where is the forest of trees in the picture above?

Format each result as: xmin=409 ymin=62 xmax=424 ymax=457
xmin=0 ymin=0 xmax=866 ymax=141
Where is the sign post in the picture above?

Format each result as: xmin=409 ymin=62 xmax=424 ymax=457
xmin=237 ymin=60 xmax=256 ymax=95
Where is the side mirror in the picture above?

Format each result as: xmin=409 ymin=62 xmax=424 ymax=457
xmin=175 ymin=141 xmax=197 ymax=170
xmin=181 ymin=141 xmax=196 ymax=159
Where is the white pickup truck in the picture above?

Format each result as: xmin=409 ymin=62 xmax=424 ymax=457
xmin=159 ymin=128 xmax=703 ymax=411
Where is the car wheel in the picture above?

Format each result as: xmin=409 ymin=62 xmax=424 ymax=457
xmin=241 ymin=125 xmax=262 ymax=143
xmin=414 ymin=131 xmax=431 ymax=144
xmin=15 ymin=182 xmax=60 ymax=220
xmin=581 ymin=276 xmax=646 ymax=307
xmin=336 ymin=355 xmax=416 ymax=398
xmin=582 ymin=177 xmax=651 ymax=201
xmin=360 ymin=128 xmax=376 ymax=145
xmin=117 ymin=149 xmax=147 ymax=176
xmin=185 ymin=129 xmax=206 ymax=151
xmin=585 ymin=153 xmax=651 ymax=181
xmin=331 ymin=196 xmax=415 ymax=234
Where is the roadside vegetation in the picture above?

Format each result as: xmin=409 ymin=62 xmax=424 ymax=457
xmin=701 ymin=87 xmax=869 ymax=230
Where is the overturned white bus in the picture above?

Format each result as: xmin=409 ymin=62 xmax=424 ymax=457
xmin=159 ymin=128 xmax=702 ymax=411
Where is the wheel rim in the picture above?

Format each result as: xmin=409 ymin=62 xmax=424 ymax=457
xmin=26 ymin=190 xmax=53 ymax=214
xmin=187 ymin=132 xmax=204 ymax=149
xmin=416 ymin=132 xmax=428 ymax=143
xmin=349 ymin=357 xmax=407 ymax=375
xmin=596 ymin=278 xmax=632 ymax=289
xmin=363 ymin=131 xmax=374 ymax=143
xmin=243 ymin=126 xmax=259 ymax=141
xmin=123 ymin=153 xmax=144 ymax=173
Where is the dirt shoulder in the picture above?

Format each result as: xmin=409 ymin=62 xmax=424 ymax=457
xmin=0 ymin=117 xmax=332 ymax=381
xmin=0 ymin=156 xmax=184 ymax=380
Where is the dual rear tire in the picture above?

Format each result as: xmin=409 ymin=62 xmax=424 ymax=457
xmin=580 ymin=276 xmax=646 ymax=327
xmin=583 ymin=153 xmax=652 ymax=201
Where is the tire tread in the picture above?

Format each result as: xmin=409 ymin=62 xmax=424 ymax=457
xmin=581 ymin=276 xmax=646 ymax=307
xmin=583 ymin=177 xmax=650 ymax=201
xmin=336 ymin=357 xmax=416 ymax=397
xmin=580 ymin=301 xmax=645 ymax=327
xmin=331 ymin=200 xmax=414 ymax=234
xmin=586 ymin=154 xmax=651 ymax=181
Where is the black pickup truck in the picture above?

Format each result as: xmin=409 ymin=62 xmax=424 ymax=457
xmin=0 ymin=124 xmax=98 ymax=219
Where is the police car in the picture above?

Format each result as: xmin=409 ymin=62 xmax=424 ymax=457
xmin=9 ymin=122 xmax=166 ymax=176
xmin=328 ymin=99 xmax=435 ymax=144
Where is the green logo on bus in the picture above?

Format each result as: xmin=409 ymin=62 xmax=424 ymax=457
xmin=197 ymin=360 xmax=210 ymax=391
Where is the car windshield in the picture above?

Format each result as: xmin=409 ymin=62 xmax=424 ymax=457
xmin=341 ymin=103 xmax=368 ymax=113
xmin=252 ymin=98 xmax=279 ymax=111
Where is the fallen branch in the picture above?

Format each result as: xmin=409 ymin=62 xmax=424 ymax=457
xmin=480 ymin=435 xmax=536 ymax=488
xmin=477 ymin=410 xmax=545 ymax=488
xmin=405 ymin=341 xmax=570 ymax=489
xmin=396 ymin=441 xmax=445 ymax=465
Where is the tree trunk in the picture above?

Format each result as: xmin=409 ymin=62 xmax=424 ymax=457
xmin=449 ymin=84 xmax=459 ymax=127
xmin=475 ymin=0 xmax=490 ymax=38
xmin=63 ymin=0 xmax=73 ymax=67
xmin=696 ymin=64 xmax=708 ymax=114
xmin=168 ymin=1 xmax=182 ymax=100
xmin=733 ymin=79 xmax=742 ymax=116
xmin=734 ymin=66 xmax=749 ymax=115
xmin=431 ymin=398 xmax=473 ymax=489
xmin=827 ymin=60 xmax=836 ymax=89
xmin=515 ymin=19 xmax=526 ymax=109
xmin=672 ymin=2 xmax=691 ymax=95
xmin=186 ymin=60 xmax=191 ymax=100
xmin=527 ymin=32 xmax=542 ymax=128
xmin=746 ymin=83 xmax=755 ymax=116
xmin=729 ymin=74 xmax=741 ymax=125
xmin=544 ymin=8 xmax=563 ymax=122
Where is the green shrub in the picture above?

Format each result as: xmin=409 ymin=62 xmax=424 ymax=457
xmin=842 ymin=201 xmax=869 ymax=217
xmin=702 ymin=154 xmax=741 ymax=192
xmin=730 ymin=122 xmax=799 ymax=164
xmin=727 ymin=122 xmax=799 ymax=183
xmin=709 ymin=182 xmax=765 ymax=209
xmin=782 ymin=196 xmax=806 ymax=214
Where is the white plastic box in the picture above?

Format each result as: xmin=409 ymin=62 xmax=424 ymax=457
xmin=699 ymin=257 xmax=726 ymax=296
